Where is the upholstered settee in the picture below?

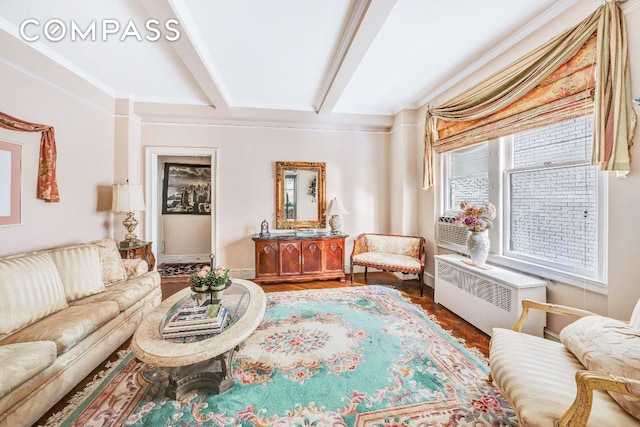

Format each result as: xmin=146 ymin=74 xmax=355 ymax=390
xmin=350 ymin=233 xmax=426 ymax=295
xmin=0 ymin=239 xmax=162 ymax=427
xmin=490 ymin=299 xmax=640 ymax=427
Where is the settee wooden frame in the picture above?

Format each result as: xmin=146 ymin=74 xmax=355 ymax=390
xmin=349 ymin=233 xmax=426 ymax=296
xmin=496 ymin=299 xmax=640 ymax=427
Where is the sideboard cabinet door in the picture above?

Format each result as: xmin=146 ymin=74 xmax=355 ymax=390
xmin=324 ymin=238 xmax=345 ymax=273
xmin=255 ymin=240 xmax=278 ymax=280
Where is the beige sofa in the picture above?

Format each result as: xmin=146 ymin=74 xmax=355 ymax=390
xmin=0 ymin=239 xmax=162 ymax=427
xmin=350 ymin=233 xmax=426 ymax=295
xmin=490 ymin=299 xmax=640 ymax=427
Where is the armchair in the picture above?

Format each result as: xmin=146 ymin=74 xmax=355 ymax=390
xmin=490 ymin=299 xmax=640 ymax=426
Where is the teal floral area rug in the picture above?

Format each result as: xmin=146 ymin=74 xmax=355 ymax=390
xmin=44 ymin=286 xmax=517 ymax=426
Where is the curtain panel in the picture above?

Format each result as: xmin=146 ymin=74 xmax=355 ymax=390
xmin=423 ymin=2 xmax=636 ymax=189
xmin=0 ymin=112 xmax=60 ymax=202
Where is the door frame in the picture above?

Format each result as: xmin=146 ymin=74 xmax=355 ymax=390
xmin=145 ymin=146 xmax=219 ymax=266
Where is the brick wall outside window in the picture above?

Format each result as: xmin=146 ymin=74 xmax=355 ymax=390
xmin=509 ymin=116 xmax=596 ymax=272
xmin=449 ymin=143 xmax=489 ymax=211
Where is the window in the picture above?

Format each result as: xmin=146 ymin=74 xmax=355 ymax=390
xmin=284 ymin=174 xmax=297 ymax=220
xmin=445 ymin=143 xmax=489 ymax=213
xmin=440 ymin=115 xmax=605 ymax=288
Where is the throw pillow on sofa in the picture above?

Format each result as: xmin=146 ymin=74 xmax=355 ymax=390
xmin=560 ymin=315 xmax=640 ymax=420
xmin=49 ymin=245 xmax=105 ymax=301
xmin=0 ymin=253 xmax=68 ymax=337
xmin=89 ymin=239 xmax=127 ymax=285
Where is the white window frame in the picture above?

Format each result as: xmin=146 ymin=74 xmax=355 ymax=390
xmin=438 ymin=131 xmax=608 ymax=295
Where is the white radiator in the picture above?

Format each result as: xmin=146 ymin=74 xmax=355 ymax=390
xmin=434 ymin=254 xmax=547 ymax=337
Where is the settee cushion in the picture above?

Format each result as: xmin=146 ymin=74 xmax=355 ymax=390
xmin=364 ymin=234 xmax=421 ymax=258
xmin=0 ymin=253 xmax=68 ymax=337
xmin=0 ymin=302 xmax=120 ymax=354
xmin=89 ymin=239 xmax=127 ymax=286
xmin=352 ymin=252 xmax=422 ymax=272
xmin=49 ymin=245 xmax=105 ymax=301
xmin=560 ymin=315 xmax=640 ymax=419
xmin=490 ymin=327 xmax=639 ymax=426
xmin=0 ymin=341 xmax=57 ymax=399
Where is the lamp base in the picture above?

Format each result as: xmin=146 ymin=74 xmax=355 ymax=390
xmin=329 ymin=214 xmax=342 ymax=235
xmin=121 ymin=212 xmax=140 ymax=246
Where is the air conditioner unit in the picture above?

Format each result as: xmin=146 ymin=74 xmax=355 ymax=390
xmin=436 ymin=215 xmax=468 ymax=253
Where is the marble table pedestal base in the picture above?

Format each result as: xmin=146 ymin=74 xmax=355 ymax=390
xmin=166 ymin=346 xmax=237 ymax=399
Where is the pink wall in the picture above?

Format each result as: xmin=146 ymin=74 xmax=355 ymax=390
xmin=0 ymin=34 xmax=115 ymax=256
xmin=140 ymin=121 xmax=390 ymax=274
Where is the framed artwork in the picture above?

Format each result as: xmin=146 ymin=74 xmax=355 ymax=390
xmin=0 ymin=140 xmax=21 ymax=226
xmin=162 ymin=163 xmax=211 ymax=215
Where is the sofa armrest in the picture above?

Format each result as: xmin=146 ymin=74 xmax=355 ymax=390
xmin=350 ymin=234 xmax=369 ymax=259
xmin=122 ymin=259 xmax=149 ymax=279
xmin=512 ymin=299 xmax=594 ymax=332
xmin=558 ymin=370 xmax=640 ymax=427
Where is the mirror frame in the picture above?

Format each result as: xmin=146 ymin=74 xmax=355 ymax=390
xmin=275 ymin=161 xmax=326 ymax=229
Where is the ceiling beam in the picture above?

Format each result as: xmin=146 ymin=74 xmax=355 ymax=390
xmin=139 ymin=0 xmax=229 ymax=110
xmin=315 ymin=0 xmax=398 ymax=114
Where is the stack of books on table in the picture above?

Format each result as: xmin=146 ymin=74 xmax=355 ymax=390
xmin=161 ymin=303 xmax=229 ymax=339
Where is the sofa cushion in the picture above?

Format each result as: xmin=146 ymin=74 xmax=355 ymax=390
xmin=89 ymin=239 xmax=127 ymax=286
xmin=70 ymin=272 xmax=160 ymax=312
xmin=122 ymin=258 xmax=149 ymax=279
xmin=365 ymin=235 xmax=421 ymax=258
xmin=352 ymin=252 xmax=422 ymax=272
xmin=0 ymin=302 xmax=120 ymax=354
xmin=560 ymin=315 xmax=640 ymax=419
xmin=490 ymin=327 xmax=640 ymax=426
xmin=0 ymin=253 xmax=68 ymax=337
xmin=49 ymin=245 xmax=105 ymax=301
xmin=0 ymin=341 xmax=57 ymax=399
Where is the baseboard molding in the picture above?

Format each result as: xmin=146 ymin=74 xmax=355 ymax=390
xmin=226 ymin=267 xmax=435 ymax=284
xmin=161 ymin=254 xmax=211 ymax=264
xmin=231 ymin=268 xmax=255 ymax=280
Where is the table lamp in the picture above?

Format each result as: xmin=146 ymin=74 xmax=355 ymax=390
xmin=327 ymin=197 xmax=349 ymax=235
xmin=111 ymin=180 xmax=145 ymax=247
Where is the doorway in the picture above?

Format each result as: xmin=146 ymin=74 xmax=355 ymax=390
xmin=145 ymin=147 xmax=219 ymax=267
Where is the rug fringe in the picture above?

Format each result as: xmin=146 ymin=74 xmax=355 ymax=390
xmin=39 ymin=349 xmax=131 ymax=427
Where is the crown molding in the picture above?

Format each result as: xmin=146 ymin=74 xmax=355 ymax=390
xmin=134 ymin=102 xmax=393 ymax=132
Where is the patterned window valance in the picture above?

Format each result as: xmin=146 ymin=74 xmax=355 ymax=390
xmin=423 ymin=2 xmax=636 ymax=189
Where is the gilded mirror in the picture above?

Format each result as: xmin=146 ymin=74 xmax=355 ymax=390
xmin=275 ymin=161 xmax=326 ymax=229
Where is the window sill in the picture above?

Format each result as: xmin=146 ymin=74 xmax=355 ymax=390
xmin=487 ymin=254 xmax=607 ymax=295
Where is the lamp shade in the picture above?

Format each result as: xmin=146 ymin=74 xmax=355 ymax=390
xmin=327 ymin=197 xmax=349 ymax=216
xmin=111 ymin=183 xmax=145 ymax=212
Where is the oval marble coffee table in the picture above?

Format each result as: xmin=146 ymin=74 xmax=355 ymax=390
xmin=131 ymin=278 xmax=266 ymax=398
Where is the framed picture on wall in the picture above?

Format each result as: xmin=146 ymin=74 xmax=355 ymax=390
xmin=162 ymin=163 xmax=211 ymax=215
xmin=0 ymin=140 xmax=22 ymax=226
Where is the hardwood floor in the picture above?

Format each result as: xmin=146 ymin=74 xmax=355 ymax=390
xmin=36 ymin=272 xmax=489 ymax=425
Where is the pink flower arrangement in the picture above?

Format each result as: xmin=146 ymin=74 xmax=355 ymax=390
xmin=455 ymin=201 xmax=496 ymax=232
xmin=190 ymin=264 xmax=230 ymax=290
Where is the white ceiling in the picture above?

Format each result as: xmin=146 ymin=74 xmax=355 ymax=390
xmin=0 ymin=0 xmax=577 ymax=118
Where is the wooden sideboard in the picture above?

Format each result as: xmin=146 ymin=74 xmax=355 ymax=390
xmin=252 ymin=233 xmax=347 ymax=283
